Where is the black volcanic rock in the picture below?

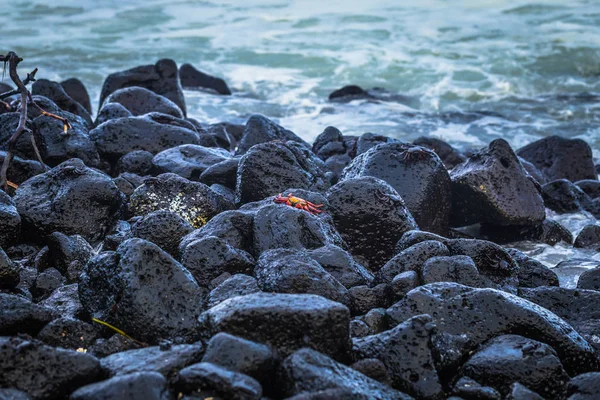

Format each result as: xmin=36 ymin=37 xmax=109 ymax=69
xmin=61 ymin=77 xmax=92 ymax=114
xmin=13 ymin=159 xmax=124 ymax=243
xmin=326 ymin=177 xmax=417 ymax=271
xmin=99 ymin=58 xmax=186 ymax=116
xmin=32 ymin=79 xmax=93 ymax=126
xmin=518 ymin=135 xmax=597 ymax=182
xmin=179 ymin=63 xmax=231 ymax=95
xmin=0 ymin=190 xmax=21 ymax=248
xmin=104 ymin=86 xmax=184 ymax=118
xmin=450 ymin=139 xmax=545 ymax=227
xmin=70 ymin=372 xmax=170 ymax=400
xmin=199 ymin=292 xmax=351 ymax=361
xmin=341 ymin=143 xmax=451 ymax=234
xmin=235 ymin=114 xmax=309 ymax=155
xmin=79 ymin=238 xmax=205 ymax=344
xmin=152 ymin=144 xmax=229 ymax=180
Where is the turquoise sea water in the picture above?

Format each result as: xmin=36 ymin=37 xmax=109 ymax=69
xmin=4 ymin=0 xmax=600 ymax=274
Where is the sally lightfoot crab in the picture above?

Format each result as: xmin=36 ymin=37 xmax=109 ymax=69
xmin=274 ymin=193 xmax=324 ymax=215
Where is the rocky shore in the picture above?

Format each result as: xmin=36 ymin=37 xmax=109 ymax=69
xmin=1 ymin=58 xmax=600 ymax=399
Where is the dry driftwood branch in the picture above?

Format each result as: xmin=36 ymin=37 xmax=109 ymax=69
xmin=0 ymin=52 xmax=71 ymax=190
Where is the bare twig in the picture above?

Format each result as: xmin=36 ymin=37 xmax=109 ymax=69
xmin=0 ymin=53 xmax=69 ymax=190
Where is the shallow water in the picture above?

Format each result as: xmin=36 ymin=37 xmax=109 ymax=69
xmin=5 ymin=0 xmax=600 ymax=282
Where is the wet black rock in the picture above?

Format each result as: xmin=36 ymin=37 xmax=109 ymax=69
xmin=175 ymin=362 xmax=262 ymax=400
xmin=0 ymin=191 xmax=20 ymax=248
xmin=200 ymin=158 xmax=240 ymax=189
xmin=116 ymin=150 xmax=154 ymax=175
xmin=350 ymin=319 xmax=371 ymax=338
xmin=541 ymin=179 xmax=600 ymax=216
xmin=255 ymin=248 xmax=351 ymax=308
xmin=252 ymin=204 xmax=343 ymax=255
xmin=33 ymin=267 xmax=65 ymax=301
xmin=390 ymin=271 xmax=419 ymax=299
xmin=421 ymin=255 xmax=487 ymax=287
xmin=328 ymin=85 xmax=373 ymax=102
xmin=312 ymin=126 xmax=346 ymax=161
xmin=152 ymin=144 xmax=229 ymax=180
xmin=129 ymin=173 xmax=231 ymax=229
xmin=235 ymin=114 xmax=309 ymax=156
xmin=375 ymin=240 xmax=450 ymax=285
xmin=131 ymin=209 xmax=194 ymax=256
xmin=90 ymin=114 xmax=201 ymax=162
xmin=31 ymin=112 xmax=100 ymax=168
xmin=279 ymin=348 xmax=413 ymax=400
xmin=37 ymin=317 xmax=99 ymax=350
xmin=0 ymin=248 xmax=19 ymax=289
xmin=199 ymin=292 xmax=351 ymax=361
xmin=450 ymin=139 xmax=545 ymax=227
xmin=350 ymin=357 xmax=391 ymax=386
xmin=79 ymin=238 xmax=205 ymax=344
xmin=100 ymin=343 xmax=204 ymax=381
xmin=506 ymin=248 xmax=559 ymax=288
xmin=0 ymin=113 xmax=33 ymax=159
xmin=460 ymin=334 xmax=569 ymax=398
xmin=0 ymin=151 xmax=46 ymax=185
xmin=100 ymin=58 xmax=186 ymax=116
xmin=574 ymin=225 xmax=600 ymax=250
xmin=518 ymin=135 xmax=597 ymax=182
xmin=179 ymin=63 xmax=232 ymax=95
xmin=202 ymin=332 xmax=275 ymax=385
xmin=39 ymin=284 xmax=85 ymax=319
xmin=95 ymin=102 xmax=132 ymax=125
xmin=236 ymin=141 xmax=329 ymax=204
xmin=61 ymin=77 xmax=92 ymax=114
xmin=355 ymin=132 xmax=401 ymax=156
xmin=506 ymin=382 xmax=545 ymax=400
xmin=13 ymin=159 xmax=124 ymax=243
xmin=179 ymin=209 xmax=254 ymax=253
xmin=207 ymin=274 xmax=260 ymax=308
xmin=104 ymin=86 xmax=184 ymax=118
xmin=577 ymin=266 xmax=600 ymax=291
xmin=181 ymin=235 xmax=255 ymax=286
xmin=575 ymin=179 xmax=600 ymax=199
xmin=0 ymin=388 xmax=31 ymax=400
xmin=353 ymin=314 xmax=442 ymax=399
xmin=0 ymin=336 xmax=102 ymax=400
xmin=479 ymin=219 xmax=573 ymax=246
xmin=45 ymin=232 xmax=94 ymax=282
xmin=88 ymin=334 xmax=138 ymax=358
xmin=32 ymin=79 xmax=93 ymax=126
xmin=413 ymin=136 xmax=466 ymax=169
xmin=307 ymin=245 xmax=373 ymax=288
xmin=341 ymin=143 xmax=451 ymax=234
xmin=0 ymin=293 xmax=56 ymax=335
xmin=566 ymin=372 xmax=600 ymax=400
xmin=519 ymin=156 xmax=547 ymax=184
xmin=326 ymin=177 xmax=417 ymax=271
xmin=451 ymin=376 xmax=501 ymax=400
xmin=70 ymin=372 xmax=170 ymax=400
xmin=387 ymin=283 xmax=598 ymax=377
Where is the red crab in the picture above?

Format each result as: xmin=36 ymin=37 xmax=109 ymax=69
xmin=273 ymin=193 xmax=324 ymax=215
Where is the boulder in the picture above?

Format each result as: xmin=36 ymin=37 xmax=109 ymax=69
xmin=235 ymin=141 xmax=329 ymax=204
xmin=578 ymin=266 xmax=600 ymax=291
xmin=375 ymin=241 xmax=450 ymax=285
xmin=116 ymin=150 xmax=154 ymax=175
xmin=79 ymin=238 xmax=205 ymax=344
xmin=32 ymin=79 xmax=93 ymax=126
xmin=70 ymin=372 xmax=170 ymax=400
xmin=312 ymin=126 xmax=346 ymax=161
xmin=279 ymin=348 xmax=413 ymax=400
xmin=574 ymin=225 xmax=600 ymax=250
xmin=506 ymin=248 xmax=559 ymax=288
xmin=200 ymin=158 xmax=240 ymax=189
xmin=0 ymin=293 xmax=56 ymax=335
xmin=460 ymin=334 xmax=569 ymax=398
xmin=450 ymin=139 xmax=545 ymax=226
xmin=179 ymin=63 xmax=231 ymax=95
xmin=130 ymin=209 xmax=194 ymax=256
xmin=0 ymin=248 xmax=19 ymax=289
xmin=179 ymin=209 xmax=254 ymax=253
xmin=0 ymin=336 xmax=102 ymax=400
xmin=413 ymin=137 xmax=466 ymax=169
xmin=60 ymin=77 xmax=92 ymax=114
xmin=386 ymin=283 xmax=599 ymax=376
xmin=341 ymin=143 xmax=451 ymax=234
xmin=542 ymin=179 xmax=600 ymax=216
xmin=255 ymin=248 xmax=351 ymax=307
xmin=129 ymin=173 xmax=231 ymax=229
xmin=566 ymin=372 xmax=600 ymax=400
xmin=307 ymin=245 xmax=373 ymax=288
xmin=575 ymin=179 xmax=600 ymax=199
xmin=37 ymin=317 xmax=99 ymax=350
xmin=326 ymin=177 xmax=417 ymax=271
xmin=103 ymin=86 xmax=183 ymax=118
xmin=353 ymin=315 xmax=442 ymax=399
xmin=175 ymin=362 xmax=262 ymax=400
xmin=199 ymin=292 xmax=351 ymax=361
xmin=152 ymin=144 xmax=229 ymax=180
xmin=235 ymin=114 xmax=309 ymax=155
xmin=39 ymin=284 xmax=85 ymax=319
xmin=95 ymin=102 xmax=132 ymax=125
xmin=45 ymin=232 xmax=94 ymax=281
xmin=0 ymin=150 xmax=46 ymax=185
xmin=99 ymin=59 xmax=186 ymax=116
xmin=13 ymin=159 xmax=124 ymax=243
xmin=90 ymin=114 xmax=200 ymax=162
xmin=207 ymin=274 xmax=260 ymax=308
xmin=518 ymin=136 xmax=597 ymax=182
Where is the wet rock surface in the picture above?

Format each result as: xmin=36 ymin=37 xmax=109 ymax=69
xmin=179 ymin=63 xmax=232 ymax=95
xmin=103 ymin=86 xmax=184 ymax=118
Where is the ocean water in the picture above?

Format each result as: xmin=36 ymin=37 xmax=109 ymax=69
xmin=4 ymin=0 xmax=600 ymax=281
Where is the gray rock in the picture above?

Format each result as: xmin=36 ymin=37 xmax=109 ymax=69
xmin=104 ymin=86 xmax=183 ymax=118
xmin=70 ymin=372 xmax=170 ymax=400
